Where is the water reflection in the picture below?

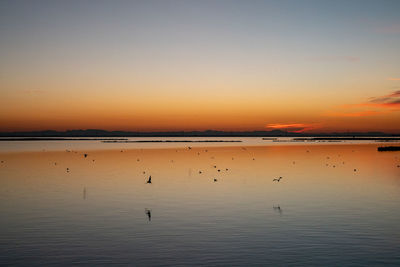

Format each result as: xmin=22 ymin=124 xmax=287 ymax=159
xmin=0 ymin=144 xmax=399 ymax=265
xmin=273 ymin=205 xmax=282 ymax=215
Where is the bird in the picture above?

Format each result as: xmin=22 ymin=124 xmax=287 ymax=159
xmin=213 ymin=165 xmax=217 ymax=168
xmin=273 ymin=177 xmax=283 ymax=182
xmin=226 ymin=168 xmax=228 ymax=171
xmin=354 ymin=169 xmax=357 ymax=172
xmin=217 ymin=169 xmax=220 ymax=172
xmin=273 ymin=205 xmax=282 ymax=214
xmin=146 ymin=175 xmax=152 ymax=184
xmin=188 ymin=147 xmax=192 ymax=150
xmin=214 ymin=178 xmax=218 ymax=182
xmin=84 ymin=153 xmax=88 ymax=158
xmin=145 ymin=209 xmax=151 ymax=221
xmin=199 ymin=171 xmax=202 ymax=174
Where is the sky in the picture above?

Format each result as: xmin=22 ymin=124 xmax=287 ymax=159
xmin=0 ymin=0 xmax=399 ymax=133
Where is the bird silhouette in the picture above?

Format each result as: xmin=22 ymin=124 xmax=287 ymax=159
xmin=146 ymin=175 xmax=152 ymax=184
xmin=214 ymin=178 xmax=218 ymax=182
xmin=273 ymin=205 xmax=282 ymax=215
xmin=273 ymin=177 xmax=283 ymax=182
xmin=84 ymin=153 xmax=88 ymax=158
xmin=145 ymin=209 xmax=151 ymax=221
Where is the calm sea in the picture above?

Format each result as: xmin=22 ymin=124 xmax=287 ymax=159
xmin=0 ymin=138 xmax=399 ymax=265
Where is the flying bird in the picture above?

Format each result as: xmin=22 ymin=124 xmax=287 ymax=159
xmin=273 ymin=177 xmax=283 ymax=182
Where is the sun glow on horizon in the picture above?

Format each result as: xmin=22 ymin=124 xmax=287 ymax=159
xmin=0 ymin=1 xmax=399 ymax=133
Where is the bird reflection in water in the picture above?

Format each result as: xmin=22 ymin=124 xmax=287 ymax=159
xmin=273 ymin=205 xmax=282 ymax=215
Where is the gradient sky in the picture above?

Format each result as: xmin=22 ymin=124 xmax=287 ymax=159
xmin=1 ymin=0 xmax=400 ymax=133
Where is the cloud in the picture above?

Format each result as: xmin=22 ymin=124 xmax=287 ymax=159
xmin=365 ymin=90 xmax=400 ymax=108
xmin=326 ymin=110 xmax=382 ymax=117
xmin=266 ymin=123 xmax=320 ymax=133
xmin=388 ymin=90 xmax=400 ymax=97
xmin=327 ymin=90 xmax=400 ymax=118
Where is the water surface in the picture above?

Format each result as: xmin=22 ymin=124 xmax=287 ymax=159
xmin=0 ymin=141 xmax=400 ymax=265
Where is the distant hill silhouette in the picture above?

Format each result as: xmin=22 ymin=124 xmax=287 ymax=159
xmin=0 ymin=129 xmax=398 ymax=137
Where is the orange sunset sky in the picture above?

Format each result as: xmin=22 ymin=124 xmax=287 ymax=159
xmin=0 ymin=1 xmax=399 ymax=133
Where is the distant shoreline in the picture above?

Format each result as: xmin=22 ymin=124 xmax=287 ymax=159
xmin=291 ymin=137 xmax=400 ymax=141
xmin=0 ymin=138 xmax=128 ymax=141
xmin=102 ymin=140 xmax=242 ymax=143
xmin=1 ymin=129 xmax=399 ymax=138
